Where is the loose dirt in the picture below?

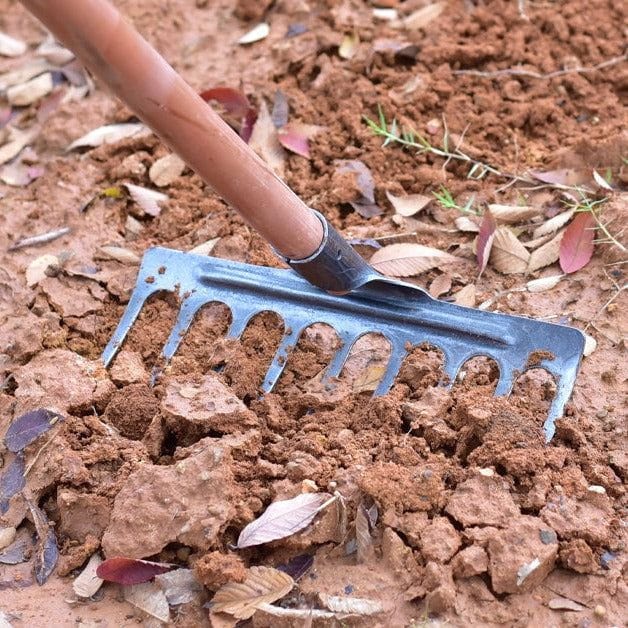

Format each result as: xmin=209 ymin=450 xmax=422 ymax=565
xmin=1 ymin=0 xmax=626 ymax=626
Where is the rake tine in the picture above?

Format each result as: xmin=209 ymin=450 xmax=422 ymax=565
xmin=261 ymin=322 xmax=305 ymax=392
xmin=226 ymin=306 xmax=258 ymax=339
xmin=322 ymin=331 xmax=358 ymax=381
xmin=373 ymin=341 xmax=408 ymax=397
xmin=493 ymin=367 xmax=514 ymax=396
xmin=161 ymin=296 xmax=206 ymax=362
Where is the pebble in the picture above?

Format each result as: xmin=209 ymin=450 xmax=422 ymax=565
xmin=593 ymin=605 xmax=606 ymax=617
xmin=587 ymin=485 xmax=606 ymax=494
xmin=479 ymin=468 xmax=494 ymax=477
xmin=595 ymin=409 xmax=608 ymax=418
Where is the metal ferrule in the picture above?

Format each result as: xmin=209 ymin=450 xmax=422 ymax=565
xmin=284 ymin=210 xmax=377 ymax=294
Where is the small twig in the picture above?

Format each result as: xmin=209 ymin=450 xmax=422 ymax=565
xmin=25 ymin=431 xmax=60 ymax=476
xmin=8 ymin=227 xmax=71 ymax=251
xmin=583 ymin=283 xmax=627 ymax=331
xmin=453 ymin=53 xmax=627 ymax=79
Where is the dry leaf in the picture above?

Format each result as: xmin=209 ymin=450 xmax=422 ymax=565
xmin=532 ymin=209 xmax=574 ymax=239
xmin=455 ymin=215 xmax=480 ymax=232
xmin=386 ymin=190 xmax=431 ymax=217
xmin=454 ymin=284 xmax=476 ymax=307
xmin=35 ymin=38 xmax=74 ymax=65
xmin=67 ymin=123 xmax=149 ymax=150
xmin=320 ymin=594 xmax=386 ymax=615
xmin=334 ymin=160 xmax=381 ymax=217
xmin=559 ymin=212 xmax=596 ymax=274
xmin=548 ymin=597 xmax=586 ymax=612
xmin=97 ymin=557 xmax=173 ymax=585
xmin=488 ymin=204 xmax=542 ymax=224
xmin=592 ymin=169 xmax=613 ymax=191
xmin=527 ymin=231 xmax=563 ymax=272
xmin=489 ymin=228 xmax=530 ymax=274
xmin=428 ymin=273 xmax=452 ymax=297
xmin=149 ymin=153 xmax=186 ymax=187
xmin=249 ymin=101 xmax=285 ymax=177
xmin=352 ymin=364 xmax=386 ymax=393
xmin=237 ymin=493 xmax=331 ymax=548
xmin=7 ymin=73 xmax=54 ymax=106
xmin=530 ymin=168 xmax=589 ymax=187
xmin=339 ymin=32 xmax=359 ymax=59
xmin=370 ymin=243 xmax=461 ymax=277
xmin=256 ymin=604 xmax=334 ymax=620
xmin=95 ymin=246 xmax=141 ymax=265
xmin=73 ymin=553 xmax=104 ymax=598
xmin=123 ymin=183 xmax=168 ymax=217
xmin=238 ymin=23 xmax=270 ymax=45
xmin=355 ymin=503 xmax=374 ymax=563
xmin=277 ymin=123 xmax=322 ymax=159
xmin=189 ymin=238 xmax=220 ymax=256
xmin=0 ymin=32 xmax=27 ymax=57
xmin=402 ymin=2 xmax=446 ymax=29
xmin=155 ymin=568 xmax=203 ymax=605
xmin=525 ymin=274 xmax=563 ymax=292
xmin=0 ymin=59 xmax=50 ymax=91
xmin=124 ymin=582 xmax=170 ymax=623
xmin=522 ymin=233 xmax=554 ymax=250
xmin=27 ymin=498 xmax=59 ymax=585
xmin=211 ymin=566 xmax=294 ymax=620
xmin=25 ymin=254 xmax=59 ymax=287
xmin=0 ymin=160 xmax=44 ymax=186
xmin=0 ymin=126 xmax=39 ymax=165
xmin=477 ymin=209 xmax=497 ymax=276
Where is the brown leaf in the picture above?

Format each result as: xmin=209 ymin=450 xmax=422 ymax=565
xmin=320 ymin=594 xmax=386 ymax=615
xmin=370 ymin=243 xmax=461 ymax=277
xmin=386 ymin=190 xmax=431 ymax=217
xmin=334 ymin=160 xmax=381 ymax=217
xmin=476 ymin=209 xmax=497 ymax=276
xmin=355 ymin=503 xmax=374 ymax=563
xmin=530 ymin=168 xmax=590 ymax=187
xmin=525 ymin=274 xmax=563 ymax=292
xmin=352 ymin=364 xmax=386 ymax=393
xmin=0 ymin=32 xmax=27 ymax=57
xmin=559 ymin=212 xmax=596 ymax=273
xmin=124 ymin=582 xmax=170 ymax=623
xmin=149 ymin=153 xmax=186 ymax=187
xmin=249 ymin=101 xmax=285 ymax=177
xmin=401 ymin=2 xmax=446 ymax=29
xmin=487 ymin=204 xmax=542 ymax=224
xmin=7 ymin=73 xmax=54 ymax=106
xmin=211 ymin=567 xmax=294 ymax=620
xmin=454 ymin=215 xmax=480 ymax=232
xmin=428 ymin=273 xmax=452 ymax=298
xmin=489 ymin=227 xmax=530 ymax=274
xmin=527 ymin=231 xmax=563 ymax=272
xmin=532 ymin=209 xmax=574 ymax=239
xmin=453 ymin=284 xmax=476 ymax=307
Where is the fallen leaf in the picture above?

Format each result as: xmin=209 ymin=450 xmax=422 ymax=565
xmin=0 ymin=59 xmax=50 ymax=91
xmin=149 ymin=153 xmax=186 ymax=187
xmin=477 ymin=209 xmax=497 ymax=276
xmin=200 ymin=87 xmax=257 ymax=141
xmin=334 ymin=160 xmax=381 ymax=217
xmin=256 ymin=604 xmax=334 ymax=620
xmin=0 ymin=126 xmax=39 ymax=165
xmin=9 ymin=226 xmax=70 ymax=251
xmin=489 ymin=228 xmax=530 ymax=274
xmin=488 ymin=204 xmax=542 ymax=224
xmin=277 ymin=122 xmax=323 ymax=159
xmin=4 ymin=408 xmax=63 ymax=453
xmin=155 ymin=568 xmax=203 ymax=605
xmin=532 ymin=209 xmax=575 ymax=239
xmin=548 ymin=597 xmax=586 ymax=612
xmin=0 ymin=32 xmax=27 ymax=57
xmin=123 ymin=183 xmax=168 ymax=217
xmin=249 ymin=101 xmax=286 ymax=177
xmin=96 ymin=557 xmax=173 ymax=585
xmin=0 ymin=160 xmax=44 ymax=187
xmin=339 ymin=32 xmax=359 ymax=59
xmin=527 ymin=231 xmax=563 ymax=272
xmin=530 ymin=169 xmax=589 ymax=187
xmin=237 ymin=493 xmax=331 ymax=548
xmin=95 ymin=246 xmax=141 ymax=265
xmin=428 ymin=273 xmax=452 ymax=297
xmin=455 ymin=215 xmax=480 ymax=232
xmin=124 ymin=582 xmax=170 ymax=623
xmin=189 ymin=238 xmax=220 ymax=256
xmin=517 ymin=557 xmax=541 ymax=586
xmin=454 ymin=283 xmax=476 ymax=307
xmin=355 ymin=503 xmax=375 ymax=563
xmin=271 ymin=89 xmax=289 ymax=128
xmin=7 ymin=73 xmax=54 ymax=106
xmin=73 ymin=553 xmax=104 ymax=598
xmin=592 ymin=169 xmax=613 ymax=191
xmin=276 ymin=554 xmax=314 ymax=582
xmin=211 ymin=567 xmax=294 ymax=620
xmin=27 ymin=498 xmax=59 ymax=585
xmin=386 ymin=190 xmax=431 ymax=217
xmin=35 ymin=37 xmax=74 ymax=65
xmin=525 ymin=274 xmax=563 ymax=292
xmin=67 ymin=123 xmax=149 ymax=150
xmin=353 ymin=364 xmax=386 ymax=393
xmin=522 ymin=233 xmax=554 ymax=250
xmin=0 ymin=454 xmax=25 ymax=515
xmin=0 ymin=538 xmax=30 ymax=564
xmin=320 ymin=594 xmax=386 ymax=615
xmin=370 ymin=243 xmax=461 ymax=277
xmin=238 ymin=23 xmax=270 ymax=45
xmin=559 ymin=213 xmax=595 ymax=273
xmin=583 ymin=333 xmax=596 ymax=357
xmin=401 ymin=2 xmax=445 ymax=29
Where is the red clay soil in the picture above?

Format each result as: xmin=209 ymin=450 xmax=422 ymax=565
xmin=0 ymin=0 xmax=626 ymax=626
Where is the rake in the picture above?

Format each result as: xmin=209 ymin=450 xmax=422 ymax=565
xmin=23 ymin=0 xmax=585 ymax=440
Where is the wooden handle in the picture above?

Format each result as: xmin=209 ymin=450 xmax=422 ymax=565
xmin=20 ymin=0 xmax=323 ymax=259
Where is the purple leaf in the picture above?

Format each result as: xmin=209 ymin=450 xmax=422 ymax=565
xmin=0 ymin=538 xmax=30 ymax=565
xmin=96 ymin=557 xmax=174 ymax=585
xmin=271 ymin=90 xmax=289 ymax=128
xmin=27 ymin=499 xmax=59 ymax=585
xmin=277 ymin=554 xmax=314 ymax=581
xmin=350 ymin=202 xmax=383 ymax=218
xmin=5 ymin=409 xmax=64 ymax=453
xmin=0 ymin=453 xmax=25 ymax=514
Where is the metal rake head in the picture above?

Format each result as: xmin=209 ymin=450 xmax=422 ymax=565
xmin=103 ymin=247 xmax=585 ymax=440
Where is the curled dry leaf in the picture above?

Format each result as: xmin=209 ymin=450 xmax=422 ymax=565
xmin=36 ymin=38 xmax=74 ymax=65
xmin=530 ymin=168 xmax=589 ymax=187
xmin=271 ymin=89 xmax=289 ymax=128
xmin=238 ymin=23 xmax=270 ymax=45
xmin=211 ymin=566 xmax=294 ymax=620
xmin=0 ymin=126 xmax=39 ymax=165
xmin=592 ymin=169 xmax=613 ymax=191
xmin=189 ymin=237 xmax=220 ymax=256
xmin=96 ymin=557 xmax=173 ymax=585
xmin=401 ymin=2 xmax=446 ymax=29
xmin=237 ymin=492 xmax=331 ymax=548
xmin=488 ymin=204 xmax=542 ymax=224
xmin=26 ymin=254 xmax=60 ymax=287
xmin=277 ymin=123 xmax=323 ymax=159
xmin=155 ymin=568 xmax=203 ymax=605
xmin=96 ymin=246 xmax=141 ymax=265
xmin=0 ymin=32 xmax=27 ymax=57
xmin=525 ymin=274 xmax=563 ymax=293
xmin=428 ymin=273 xmax=452 ymax=298
xmin=149 ymin=153 xmax=186 ymax=187
xmin=7 ymin=73 xmax=54 ymax=106
xmin=249 ymin=101 xmax=285 ymax=177
xmin=489 ymin=227 xmax=530 ymax=274
xmin=527 ymin=231 xmax=563 ymax=273
xmin=334 ymin=160 xmax=381 ymax=217
xmin=559 ymin=212 xmax=596 ymax=274
xmin=123 ymin=183 xmax=168 ymax=217
xmin=386 ymin=190 xmax=431 ymax=217
xmin=124 ymin=582 xmax=170 ymax=623
xmin=355 ymin=503 xmax=375 ymax=563
xmin=200 ymin=87 xmax=257 ymax=141
xmin=320 ymin=594 xmax=386 ymax=616
xmin=27 ymin=498 xmax=59 ymax=585
xmin=476 ymin=209 xmax=497 ymax=276
xmin=73 ymin=553 xmax=104 ymax=598
xmin=455 ymin=215 xmax=480 ymax=232
xmin=0 ymin=454 xmax=25 ymax=515
xmin=4 ymin=408 xmax=63 ymax=452
xmin=257 ymin=604 xmax=335 ymax=620
xmin=67 ymin=123 xmax=149 ymax=150
xmin=0 ymin=160 xmax=44 ymax=187
xmin=370 ymin=243 xmax=461 ymax=277
xmin=453 ymin=283 xmax=476 ymax=307
xmin=532 ymin=209 xmax=574 ymax=239
xmin=373 ymin=8 xmax=398 ymax=21
xmin=0 ymin=527 xmax=16 ymax=551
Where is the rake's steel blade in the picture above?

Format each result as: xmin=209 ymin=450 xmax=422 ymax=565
xmin=103 ymin=247 xmax=585 ymax=441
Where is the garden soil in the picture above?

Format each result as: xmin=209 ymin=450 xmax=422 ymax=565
xmin=0 ymin=0 xmax=626 ymax=626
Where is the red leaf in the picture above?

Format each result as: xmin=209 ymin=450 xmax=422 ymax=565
xmin=277 ymin=123 xmax=323 ymax=158
xmin=200 ymin=87 xmax=257 ymax=141
xmin=476 ymin=209 xmax=497 ymax=276
xmin=559 ymin=212 xmax=596 ymax=273
xmin=96 ymin=557 xmax=173 ymax=585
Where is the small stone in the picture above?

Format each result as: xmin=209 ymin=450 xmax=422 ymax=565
xmin=451 ymin=545 xmax=489 ymax=578
xmin=540 ymin=529 xmax=558 ymax=545
xmin=593 ymin=605 xmax=606 ymax=617
xmin=0 ymin=526 xmax=16 ymax=550
xmin=420 ymin=516 xmax=461 ymax=563
xmin=109 ymin=350 xmax=148 ymax=385
xmin=587 ymin=485 xmax=605 ymax=494
xmin=595 ymin=409 xmax=608 ymax=418
xmin=479 ymin=468 xmax=494 ymax=477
